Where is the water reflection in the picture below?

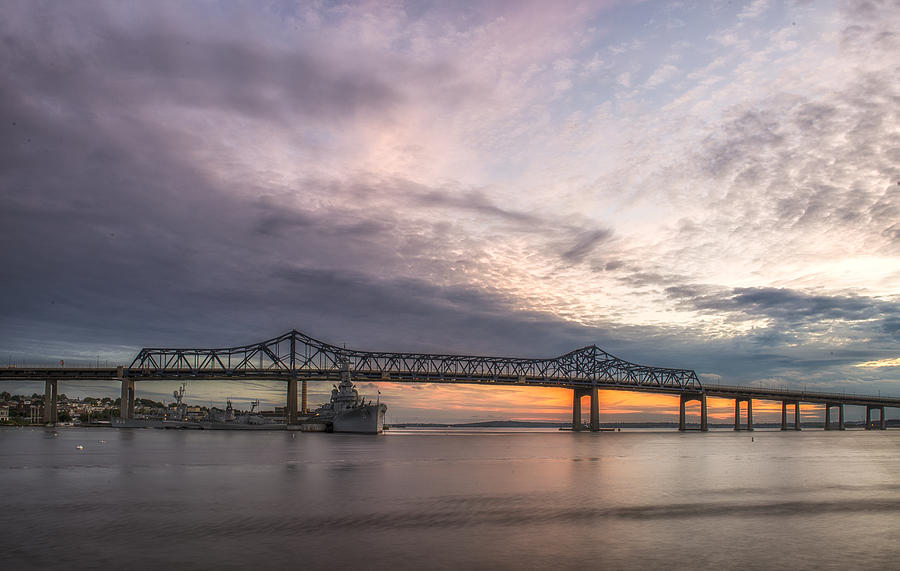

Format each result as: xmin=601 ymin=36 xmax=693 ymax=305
xmin=1 ymin=428 xmax=899 ymax=570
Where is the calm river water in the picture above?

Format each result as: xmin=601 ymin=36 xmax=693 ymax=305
xmin=2 ymin=426 xmax=899 ymax=570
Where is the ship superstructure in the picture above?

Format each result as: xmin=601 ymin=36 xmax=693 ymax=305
xmin=311 ymin=357 xmax=386 ymax=433
xmin=201 ymin=398 xmax=282 ymax=429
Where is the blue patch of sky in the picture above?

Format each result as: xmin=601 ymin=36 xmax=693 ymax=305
xmin=587 ymin=1 xmax=819 ymax=115
xmin=537 ymin=2 xmax=741 ymax=118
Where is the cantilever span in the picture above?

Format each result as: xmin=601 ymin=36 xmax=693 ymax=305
xmin=128 ymin=329 xmax=703 ymax=391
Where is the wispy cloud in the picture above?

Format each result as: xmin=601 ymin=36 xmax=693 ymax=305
xmin=856 ymin=358 xmax=900 ymax=368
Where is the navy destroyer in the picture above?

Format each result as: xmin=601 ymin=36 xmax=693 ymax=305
xmin=112 ymin=384 xmax=199 ymax=428
xmin=309 ymin=358 xmax=386 ymax=433
xmin=199 ymin=399 xmax=284 ymax=430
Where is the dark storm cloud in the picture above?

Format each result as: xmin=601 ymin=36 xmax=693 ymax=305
xmin=280 ymin=174 xmax=617 ymax=267
xmin=560 ymin=229 xmax=613 ymax=263
xmin=414 ymin=188 xmax=543 ymax=225
xmin=250 ymin=194 xmax=395 ymax=241
xmin=310 ymin=176 xmax=546 ymax=227
xmin=882 ymin=317 xmax=900 ymax=339
xmin=665 ymin=285 xmax=899 ymax=335
xmin=88 ymin=32 xmax=399 ymax=122
xmin=616 ymin=271 xmax=686 ymax=288
xmin=1 ymin=7 xmax=403 ymax=129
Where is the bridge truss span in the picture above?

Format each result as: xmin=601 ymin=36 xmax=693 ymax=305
xmin=128 ymin=329 xmax=703 ymax=392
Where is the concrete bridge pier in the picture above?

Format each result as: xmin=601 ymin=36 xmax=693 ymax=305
xmin=734 ymin=398 xmax=753 ymax=431
xmin=866 ymin=405 xmax=886 ymax=430
xmin=287 ymin=377 xmax=298 ymax=424
xmin=824 ymin=403 xmax=845 ymax=430
xmin=119 ymin=379 xmax=135 ymax=419
xmin=301 ymin=380 xmax=308 ymax=414
xmin=571 ymin=387 xmax=601 ymax=431
xmin=781 ymin=401 xmax=801 ymax=430
xmin=43 ymin=380 xmax=58 ymax=424
xmin=572 ymin=390 xmax=582 ymax=430
xmin=590 ymin=386 xmax=600 ymax=431
xmin=679 ymin=393 xmax=708 ymax=432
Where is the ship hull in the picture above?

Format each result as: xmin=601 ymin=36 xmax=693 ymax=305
xmin=332 ymin=403 xmax=387 ymax=434
xmin=112 ymin=418 xmax=200 ymax=429
xmin=112 ymin=418 xmax=163 ymax=428
xmin=159 ymin=420 xmax=201 ymax=429
xmin=198 ymin=422 xmax=286 ymax=430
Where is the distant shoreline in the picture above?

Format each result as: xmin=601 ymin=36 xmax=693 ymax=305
xmin=391 ymin=420 xmax=900 ymax=429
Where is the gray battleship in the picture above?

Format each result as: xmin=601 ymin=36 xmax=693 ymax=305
xmin=309 ymin=359 xmax=386 ymax=433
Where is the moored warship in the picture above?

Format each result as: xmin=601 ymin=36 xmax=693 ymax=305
xmin=199 ymin=399 xmax=285 ymax=430
xmin=112 ymin=384 xmax=199 ymax=428
xmin=309 ymin=359 xmax=386 ymax=433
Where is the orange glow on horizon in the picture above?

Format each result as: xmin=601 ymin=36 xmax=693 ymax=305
xmin=370 ymin=383 xmax=829 ymax=423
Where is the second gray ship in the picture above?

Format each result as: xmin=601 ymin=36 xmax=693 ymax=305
xmin=199 ymin=399 xmax=284 ymax=430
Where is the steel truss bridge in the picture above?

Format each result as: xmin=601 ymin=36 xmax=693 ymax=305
xmin=126 ymin=329 xmax=703 ymax=391
xmin=2 ymin=329 xmax=898 ymax=430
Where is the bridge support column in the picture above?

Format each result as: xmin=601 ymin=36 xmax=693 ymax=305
xmin=702 ymin=394 xmax=708 ymax=432
xmin=590 ymin=386 xmax=600 ymax=432
xmin=572 ymin=389 xmax=584 ymax=431
xmin=43 ymin=380 xmax=58 ymax=424
xmin=679 ymin=393 xmax=708 ymax=432
xmin=287 ymin=377 xmax=298 ymax=425
xmin=301 ymin=380 xmax=308 ymax=415
xmin=823 ymin=403 xmax=845 ymax=431
xmin=119 ymin=379 xmax=135 ymax=420
xmin=866 ymin=405 xmax=886 ymax=430
xmin=781 ymin=401 xmax=801 ymax=430
xmin=733 ymin=398 xmax=753 ymax=431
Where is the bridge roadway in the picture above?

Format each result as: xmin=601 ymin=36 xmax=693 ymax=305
xmin=3 ymin=369 xmax=898 ymax=431
xmin=1 ymin=329 xmax=897 ymax=430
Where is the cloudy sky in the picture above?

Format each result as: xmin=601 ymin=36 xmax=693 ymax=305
xmin=2 ymin=0 xmax=898 ymax=423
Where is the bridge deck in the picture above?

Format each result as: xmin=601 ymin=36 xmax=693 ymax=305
xmin=2 ymin=367 xmax=899 ymax=408
xmin=2 ymin=330 xmax=897 ymax=410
